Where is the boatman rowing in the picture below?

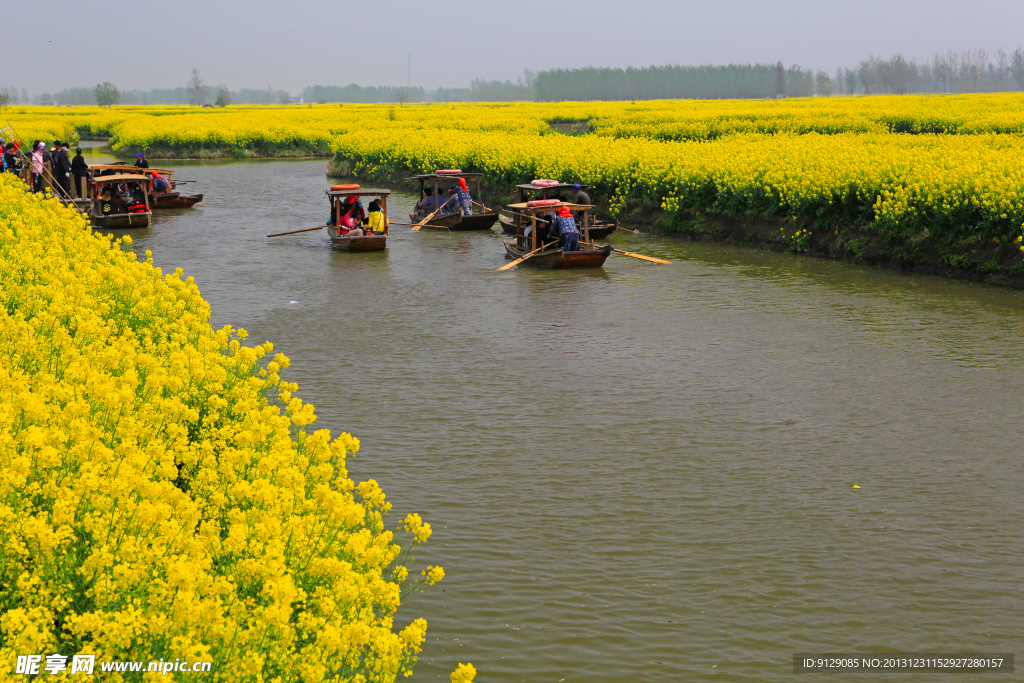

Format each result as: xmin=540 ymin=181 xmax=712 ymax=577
xmin=549 ymin=205 xmax=580 ymax=252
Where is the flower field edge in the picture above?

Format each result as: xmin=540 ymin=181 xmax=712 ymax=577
xmin=0 ymin=175 xmax=464 ymax=682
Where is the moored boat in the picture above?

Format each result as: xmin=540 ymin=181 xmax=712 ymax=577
xmin=151 ymin=192 xmax=204 ymax=209
xmin=408 ymin=172 xmax=499 ymax=230
xmin=91 ymin=164 xmax=203 ymax=210
xmin=87 ymin=174 xmax=152 ymax=229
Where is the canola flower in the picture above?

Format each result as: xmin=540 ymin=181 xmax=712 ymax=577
xmin=0 ymin=175 xmax=470 ymax=682
xmin=6 ymin=93 xmax=1024 ymax=243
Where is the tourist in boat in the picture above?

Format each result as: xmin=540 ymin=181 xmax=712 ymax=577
xmin=572 ymin=183 xmax=594 ymax=228
xmin=344 ymin=194 xmax=366 ymax=220
xmin=550 ymin=205 xmax=581 ymax=252
xmin=417 ymin=187 xmax=436 ymax=213
xmin=337 ymin=204 xmax=365 ymax=237
xmin=363 ymin=199 xmax=386 ymax=235
xmin=453 ymin=177 xmax=473 ymax=216
xmin=71 ymin=149 xmax=89 ymax=197
xmin=100 ymin=187 xmax=119 ymax=215
xmin=30 ymin=141 xmax=45 ymax=192
xmin=134 ymin=153 xmax=149 ymax=169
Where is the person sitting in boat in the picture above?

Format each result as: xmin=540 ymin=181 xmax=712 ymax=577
xmin=438 ymin=188 xmax=459 ymax=215
xmin=134 ymin=152 xmax=149 ymax=169
xmin=100 ymin=187 xmax=119 ymax=215
xmin=150 ymin=172 xmax=171 ymax=194
xmin=337 ymin=204 xmax=365 ymax=237
xmin=127 ymin=187 xmax=148 ymax=214
xmin=362 ymin=199 xmax=386 ymax=235
xmin=572 ymin=183 xmax=593 ymax=228
xmin=417 ymin=187 xmax=436 ymax=212
xmin=550 ymin=205 xmax=581 ymax=252
xmin=453 ymin=177 xmax=473 ymax=216
xmin=348 ymin=194 xmax=366 ymax=219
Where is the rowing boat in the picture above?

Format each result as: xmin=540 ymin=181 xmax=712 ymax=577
xmin=500 ymin=200 xmax=611 ymax=269
xmin=407 ymin=172 xmax=499 ymax=230
xmin=326 ymin=186 xmax=390 ymax=252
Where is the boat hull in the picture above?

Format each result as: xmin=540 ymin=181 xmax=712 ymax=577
xmin=91 ymin=212 xmax=152 ymax=229
xmin=409 ymin=211 xmax=499 ymax=230
xmin=328 ymin=226 xmax=387 ymax=251
xmin=503 ymin=240 xmax=611 ymax=269
xmin=153 ymin=193 xmax=203 ymax=209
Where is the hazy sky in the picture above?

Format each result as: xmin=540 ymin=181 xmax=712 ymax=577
xmin=5 ymin=0 xmax=1024 ymax=94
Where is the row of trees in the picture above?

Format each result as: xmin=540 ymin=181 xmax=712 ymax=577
xmin=533 ymin=64 xmax=814 ymax=101
xmin=834 ymin=48 xmax=1024 ymax=95
xmin=15 ymin=47 xmax=1024 ymax=108
xmin=303 ymin=84 xmax=425 ymax=104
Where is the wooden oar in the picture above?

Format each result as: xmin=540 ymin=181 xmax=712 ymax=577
xmin=491 ymin=244 xmax=546 ymax=272
xmin=268 ymin=225 xmax=326 ymax=237
xmin=615 ymin=225 xmax=641 ymax=234
xmin=612 ymin=248 xmax=671 ymax=264
xmin=411 ymin=208 xmax=439 ymax=232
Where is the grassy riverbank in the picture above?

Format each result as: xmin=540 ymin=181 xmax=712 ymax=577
xmin=0 ymin=174 xmax=461 ymax=681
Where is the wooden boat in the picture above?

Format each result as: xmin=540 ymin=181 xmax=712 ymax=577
xmin=501 ymin=182 xmax=618 ymax=238
xmin=407 ymin=172 xmax=499 ymax=230
xmin=326 ymin=186 xmax=390 ymax=252
xmin=86 ymin=174 xmax=152 ymax=229
xmin=151 ymin=192 xmax=204 ymax=209
xmin=501 ymin=201 xmax=611 ymax=269
xmin=504 ymin=240 xmax=612 ymax=268
xmin=91 ymin=164 xmax=203 ymax=209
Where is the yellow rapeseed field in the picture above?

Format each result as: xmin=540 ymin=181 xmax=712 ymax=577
xmin=0 ymin=175 xmax=470 ymax=682
xmin=7 ymin=94 xmax=1019 ymax=243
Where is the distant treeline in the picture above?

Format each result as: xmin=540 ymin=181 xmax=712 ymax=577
xmin=11 ymin=46 xmax=1024 ymax=107
xmin=835 ymin=48 xmax=1024 ymax=95
xmin=303 ymin=77 xmax=534 ymax=104
xmin=534 ymin=64 xmax=814 ymax=101
xmin=38 ymin=87 xmax=296 ymax=105
xmin=303 ymin=84 xmax=426 ymax=104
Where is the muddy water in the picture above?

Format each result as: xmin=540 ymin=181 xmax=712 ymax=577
xmin=115 ymin=159 xmax=1023 ymax=682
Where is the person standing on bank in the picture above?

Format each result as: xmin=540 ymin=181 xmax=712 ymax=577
xmin=134 ymin=152 xmax=149 ymax=169
xmin=550 ymin=205 xmax=580 ymax=252
xmin=31 ymin=141 xmax=45 ymax=192
xmin=71 ymin=148 xmax=89 ymax=197
xmin=3 ymin=144 xmax=18 ymax=174
xmin=53 ymin=146 xmax=73 ymax=198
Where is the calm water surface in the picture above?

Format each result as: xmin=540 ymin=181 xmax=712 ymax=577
xmin=112 ymin=159 xmax=1023 ymax=681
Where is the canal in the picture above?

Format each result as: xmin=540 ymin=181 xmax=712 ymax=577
xmin=114 ymin=158 xmax=1023 ymax=681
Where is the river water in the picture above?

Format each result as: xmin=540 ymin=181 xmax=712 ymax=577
xmin=107 ymin=158 xmax=1023 ymax=681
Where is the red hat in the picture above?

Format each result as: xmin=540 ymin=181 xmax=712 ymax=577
xmin=457 ymin=177 xmax=468 ymax=191
xmin=557 ymin=206 xmax=572 ymax=218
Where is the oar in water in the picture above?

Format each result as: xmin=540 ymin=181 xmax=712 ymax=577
xmin=490 ymin=245 xmax=546 ymax=272
xmin=615 ymin=225 xmax=640 ymax=234
xmin=267 ymin=225 xmax=326 ymax=237
xmin=611 ymin=248 xmax=671 ymax=264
